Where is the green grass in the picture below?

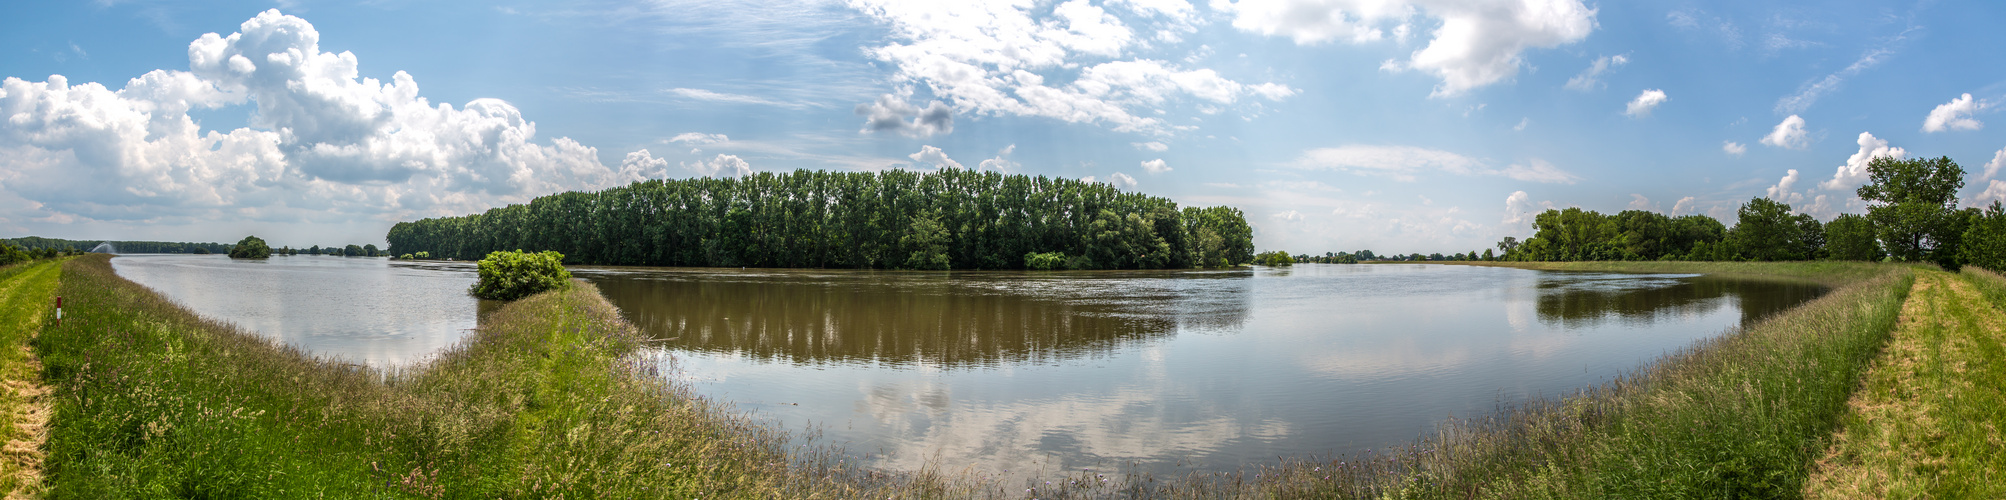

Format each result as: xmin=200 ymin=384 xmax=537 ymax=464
xmin=1800 ymin=269 xmax=2006 ymax=497
xmin=0 ymin=259 xmax=64 ymax=496
xmin=38 ymin=254 xmax=874 ymax=498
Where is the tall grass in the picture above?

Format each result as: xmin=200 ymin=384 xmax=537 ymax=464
xmin=0 ymin=259 xmax=63 ymax=496
xmin=40 ymin=254 xmax=977 ymax=497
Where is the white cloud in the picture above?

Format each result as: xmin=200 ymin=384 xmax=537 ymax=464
xmin=907 ymin=145 xmax=964 ymax=169
xmin=1978 ymin=179 xmax=2006 ymax=206
xmin=1218 ymin=0 xmax=1597 ymax=97
xmin=1502 ymin=190 xmax=1553 ymax=225
xmin=1141 ymin=158 xmax=1171 ymax=174
xmin=977 ymin=144 xmax=1019 ymax=173
xmin=1109 ymin=171 xmax=1139 ymax=189
xmin=856 ymin=94 xmax=954 ymax=137
xmin=1671 ymin=196 xmax=1697 ymax=215
xmin=1497 ymin=158 xmax=1581 ymax=184
xmin=669 ymin=132 xmax=729 ymax=145
xmin=0 ymin=10 xmax=639 ymax=226
xmin=1272 ymin=209 xmax=1304 ymax=221
xmin=620 ymin=149 xmax=670 ymax=180
xmin=1292 ymin=145 xmax=1576 ymax=184
xmin=1760 ymin=115 xmax=1810 ymax=149
xmin=1133 ymin=141 xmax=1169 ymax=152
xmin=1627 ymin=193 xmax=1652 ymax=211
xmin=1985 ymin=147 xmax=2006 ymax=180
xmin=849 ymin=0 xmax=1292 ymax=135
xmin=666 ymin=87 xmax=807 ymax=108
xmin=1775 ymin=33 xmax=1908 ymax=114
xmin=1818 ymin=132 xmax=1905 ymax=191
xmin=1722 ymin=141 xmax=1746 ymax=156
xmin=1512 ymin=117 xmax=1528 ymax=131
xmin=1564 ymin=54 xmax=1627 ymax=91
xmin=1624 ymin=89 xmax=1667 ymax=117
xmin=1765 ymin=169 xmax=1802 ymax=203
xmin=1922 ymin=93 xmax=1986 ymax=133
xmin=683 ymin=154 xmax=754 ymax=178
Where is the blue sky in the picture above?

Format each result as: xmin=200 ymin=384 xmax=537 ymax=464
xmin=3 ymin=0 xmax=2004 ymax=254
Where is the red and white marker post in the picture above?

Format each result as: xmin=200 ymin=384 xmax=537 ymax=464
xmin=55 ymin=296 xmax=62 ymax=325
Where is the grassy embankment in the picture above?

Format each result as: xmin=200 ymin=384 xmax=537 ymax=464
xmin=0 ymin=259 xmax=63 ymax=497
xmin=1804 ymin=267 xmax=2006 ymax=497
xmin=1113 ymin=260 xmax=1916 ymax=498
xmin=36 ymin=254 xmax=948 ymax=498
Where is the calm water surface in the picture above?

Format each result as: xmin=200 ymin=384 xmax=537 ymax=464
xmin=111 ymin=256 xmax=1825 ymax=478
xmin=571 ymin=263 xmax=1825 ymax=478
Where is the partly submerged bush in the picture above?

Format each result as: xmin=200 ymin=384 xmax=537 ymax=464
xmin=1255 ymin=250 xmax=1294 ymax=266
xmin=1024 ymin=251 xmax=1066 ymax=270
xmin=470 ymin=250 xmax=572 ymax=300
xmin=228 ymin=235 xmax=272 ymax=259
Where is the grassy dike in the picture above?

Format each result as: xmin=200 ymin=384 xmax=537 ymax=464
xmin=1128 ymin=261 xmax=1916 ymax=499
xmin=0 ymin=259 xmax=64 ymax=497
xmin=36 ymin=254 xmax=934 ymax=498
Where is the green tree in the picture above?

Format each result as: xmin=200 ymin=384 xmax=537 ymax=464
xmin=1823 ymin=214 xmax=1882 ymax=261
xmin=899 ymin=210 xmax=950 ymax=270
xmin=364 ymin=244 xmax=380 ymax=257
xmin=1023 ymin=251 xmax=1066 ymax=270
xmin=1727 ymin=197 xmax=1803 ymax=261
xmin=470 ymin=250 xmax=574 ymax=300
xmin=228 ymin=236 xmax=272 ymax=259
xmin=1858 ymin=156 xmax=1966 ymax=264
xmin=1960 ymin=202 xmax=2006 ymax=271
xmin=344 ymin=244 xmax=364 ymax=257
xmin=1254 ymin=250 xmax=1294 ymax=266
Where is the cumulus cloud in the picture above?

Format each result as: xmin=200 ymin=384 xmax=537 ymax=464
xmin=977 ymin=144 xmax=1019 ymax=173
xmin=1986 ymin=146 xmax=2006 ymax=180
xmin=1502 ymin=190 xmax=1553 ymax=224
xmin=1722 ymin=141 xmax=1747 ymax=156
xmin=1564 ymin=54 xmax=1627 ymax=91
xmin=1761 ymin=115 xmax=1810 ymax=149
xmin=1141 ymin=158 xmax=1171 ymax=174
xmin=1626 ymin=193 xmax=1653 ymax=211
xmin=1818 ymin=132 xmax=1905 ymax=191
xmin=907 ymin=145 xmax=964 ymax=169
xmin=849 ymin=0 xmax=1293 ymax=135
xmin=1978 ymin=179 xmax=2006 ymax=206
xmin=856 ymin=94 xmax=954 ymax=137
xmin=0 ymin=9 xmax=640 ymax=226
xmin=683 ymin=154 xmax=753 ymax=178
xmin=1671 ymin=196 xmax=1697 ymax=215
xmin=1765 ymin=169 xmax=1803 ymax=203
xmin=620 ymin=149 xmax=670 ymax=180
xmin=1109 ymin=171 xmax=1139 ymax=189
xmin=1219 ymin=0 xmax=1596 ymax=97
xmin=1922 ymin=93 xmax=1986 ymax=133
xmin=1292 ymin=145 xmax=1576 ymax=184
xmin=1625 ymin=89 xmax=1667 ymax=117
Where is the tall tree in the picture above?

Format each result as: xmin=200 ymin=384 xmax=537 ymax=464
xmin=1823 ymin=214 xmax=1882 ymax=261
xmin=1727 ymin=197 xmax=1803 ymax=261
xmin=1857 ymin=156 xmax=1965 ymax=264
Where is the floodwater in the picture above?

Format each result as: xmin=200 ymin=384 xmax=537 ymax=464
xmin=111 ymin=254 xmax=484 ymax=366
xmin=110 ymin=256 xmax=1826 ymax=479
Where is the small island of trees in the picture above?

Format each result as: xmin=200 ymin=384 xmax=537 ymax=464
xmin=386 ymin=169 xmax=1257 ymax=270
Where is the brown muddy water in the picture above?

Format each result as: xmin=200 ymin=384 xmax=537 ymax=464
xmin=111 ymin=255 xmax=1825 ymax=479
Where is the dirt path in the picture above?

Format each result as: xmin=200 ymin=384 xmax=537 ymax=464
xmin=1806 ymin=270 xmax=2006 ymax=498
xmin=0 ymin=261 xmax=61 ymax=499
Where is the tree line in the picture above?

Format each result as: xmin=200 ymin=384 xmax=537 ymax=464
xmin=2 ymin=237 xmax=230 ymax=255
xmin=1492 ymin=156 xmax=2006 ymax=270
xmin=386 ymin=169 xmax=1256 ymax=270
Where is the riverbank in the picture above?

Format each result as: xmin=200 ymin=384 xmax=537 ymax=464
xmin=37 ymin=254 xmax=945 ymax=497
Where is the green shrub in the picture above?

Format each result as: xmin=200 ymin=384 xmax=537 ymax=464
xmin=1255 ymin=250 xmax=1294 ymax=266
xmin=228 ymin=236 xmax=272 ymax=259
xmin=1024 ymin=251 xmax=1066 ymax=270
xmin=398 ymin=253 xmax=414 ymax=260
xmin=470 ymin=250 xmax=573 ymax=300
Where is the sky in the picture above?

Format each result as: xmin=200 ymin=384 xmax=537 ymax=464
xmin=3 ymin=0 xmax=2004 ymax=254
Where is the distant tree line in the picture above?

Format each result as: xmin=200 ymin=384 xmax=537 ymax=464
xmin=386 ymin=169 xmax=1257 ymax=270
xmin=0 ymin=243 xmax=79 ymax=266
xmin=2 ymin=237 xmax=229 ymax=254
xmin=1282 ymin=156 xmax=2006 ymax=271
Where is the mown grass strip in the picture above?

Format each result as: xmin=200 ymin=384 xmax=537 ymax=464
xmin=0 ymin=259 xmax=63 ymax=497
xmin=1805 ymin=270 xmax=2006 ymax=497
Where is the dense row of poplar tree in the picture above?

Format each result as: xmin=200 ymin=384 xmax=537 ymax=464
xmin=2 ymin=237 xmax=230 ymax=254
xmin=386 ymin=169 xmax=1256 ymax=270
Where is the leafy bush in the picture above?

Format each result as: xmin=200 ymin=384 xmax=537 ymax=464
xmin=228 ymin=235 xmax=272 ymax=259
xmin=470 ymin=250 xmax=573 ymax=301
xmin=1255 ymin=251 xmax=1294 ymax=267
xmin=1024 ymin=251 xmax=1066 ymax=270
xmin=398 ymin=253 xmax=414 ymax=260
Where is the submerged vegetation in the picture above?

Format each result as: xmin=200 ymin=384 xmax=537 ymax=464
xmin=470 ymin=250 xmax=573 ymax=301
xmin=227 ymin=235 xmax=271 ymax=259
xmin=385 ymin=169 xmax=1255 ymax=270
